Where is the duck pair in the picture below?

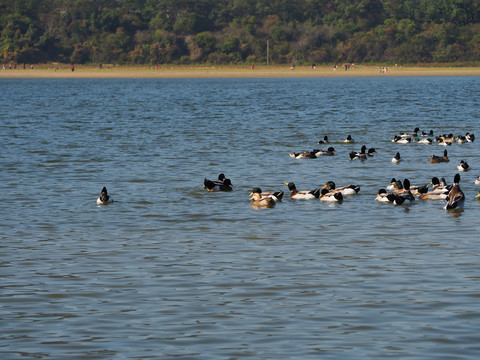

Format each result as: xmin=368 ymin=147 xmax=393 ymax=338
xmin=290 ymin=147 xmax=335 ymax=159
xmin=349 ymin=145 xmax=376 ymax=160
xmin=204 ymin=173 xmax=233 ymax=191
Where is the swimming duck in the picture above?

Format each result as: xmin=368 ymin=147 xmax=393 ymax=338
xmin=392 ymin=152 xmax=402 ymax=163
xmin=204 ymin=176 xmax=233 ymax=191
xmin=475 ymin=176 xmax=480 ymax=186
xmin=439 ymin=134 xmax=455 ymax=144
xmin=318 ymin=136 xmax=329 ymax=144
xmin=444 ymin=174 xmax=465 ymax=210
xmin=414 ymin=185 xmax=448 ymax=200
xmin=344 ymin=135 xmax=354 ymax=143
xmin=414 ymin=137 xmax=433 ymax=144
xmin=375 ymin=189 xmax=405 ymax=205
xmin=394 ymin=179 xmax=415 ymax=203
xmin=456 ymin=135 xmax=467 ymax=144
xmin=466 ymin=132 xmax=475 ymax=142
xmin=349 ymin=145 xmax=368 ymax=160
xmin=258 ymin=189 xmax=284 ymax=201
xmin=392 ymin=135 xmax=411 ymax=143
xmin=314 ymin=147 xmax=335 ymax=156
xmin=430 ymin=177 xmax=450 ymax=193
xmin=385 ymin=178 xmax=397 ymax=190
xmin=366 ymin=148 xmax=377 ymax=156
xmin=457 ymin=160 xmax=470 ymax=172
xmin=96 ymin=187 xmax=114 ymax=205
xmin=430 ymin=149 xmax=449 ymax=163
xmin=249 ymin=188 xmax=276 ymax=208
xmin=421 ymin=130 xmax=434 ymax=137
xmin=400 ymin=127 xmax=420 ymax=138
xmin=375 ymin=189 xmax=392 ymax=202
xmin=290 ymin=150 xmax=317 ymax=159
xmin=320 ymin=188 xmax=343 ymax=202
xmin=284 ymin=182 xmax=320 ymax=199
xmin=323 ymin=181 xmax=360 ymax=195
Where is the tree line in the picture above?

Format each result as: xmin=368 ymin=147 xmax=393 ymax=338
xmin=1 ymin=0 xmax=479 ymax=65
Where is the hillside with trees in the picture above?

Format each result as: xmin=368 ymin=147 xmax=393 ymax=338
xmin=1 ymin=0 xmax=479 ymax=65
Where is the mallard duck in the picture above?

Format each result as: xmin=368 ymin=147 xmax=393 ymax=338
xmin=318 ymin=136 xmax=329 ymax=144
xmin=439 ymin=134 xmax=455 ymax=144
xmin=284 ymin=182 xmax=320 ymax=199
xmin=430 ymin=149 xmax=449 ymax=163
xmin=344 ymin=135 xmax=354 ymax=143
xmin=457 ymin=160 xmax=470 ymax=171
xmin=421 ymin=130 xmax=434 ymax=137
xmin=323 ymin=181 xmax=360 ymax=195
xmin=392 ymin=135 xmax=411 ymax=143
xmin=394 ymin=179 xmax=415 ymax=202
xmin=349 ymin=145 xmax=368 ymax=160
xmin=386 ymin=178 xmax=397 ymax=190
xmin=400 ymin=127 xmax=420 ymax=138
xmin=96 ymin=187 xmax=114 ymax=205
xmin=204 ymin=176 xmax=233 ymax=191
xmin=466 ymin=132 xmax=475 ymax=142
xmin=414 ymin=185 xmax=448 ymax=200
xmin=258 ymin=189 xmax=284 ymax=201
xmin=456 ymin=135 xmax=467 ymax=144
xmin=320 ymin=188 xmax=343 ymax=202
xmin=475 ymin=176 xmax=480 ymax=186
xmin=290 ymin=150 xmax=316 ymax=159
xmin=375 ymin=189 xmax=405 ymax=204
xmin=392 ymin=152 xmax=402 ymax=163
xmin=414 ymin=137 xmax=433 ymax=144
xmin=315 ymin=147 xmax=335 ymax=156
xmin=249 ymin=188 xmax=276 ymax=208
xmin=375 ymin=189 xmax=391 ymax=202
xmin=444 ymin=174 xmax=465 ymax=209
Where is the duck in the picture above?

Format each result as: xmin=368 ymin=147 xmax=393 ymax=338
xmin=386 ymin=178 xmax=397 ymax=190
xmin=318 ymin=136 xmax=330 ymax=144
xmin=322 ymin=181 xmax=360 ymax=195
xmin=96 ymin=187 xmax=114 ymax=205
xmin=375 ymin=189 xmax=392 ymax=202
xmin=439 ymin=134 xmax=455 ymax=144
xmin=284 ymin=182 xmax=320 ymax=199
xmin=392 ymin=135 xmax=411 ymax=143
xmin=366 ymin=148 xmax=377 ymax=156
xmin=414 ymin=185 xmax=448 ymax=200
xmin=444 ymin=174 xmax=465 ymax=210
xmin=394 ymin=179 xmax=415 ymax=203
xmin=258 ymin=189 xmax=284 ymax=201
xmin=400 ymin=127 xmax=420 ymax=138
xmin=430 ymin=149 xmax=449 ymax=163
xmin=314 ymin=147 xmax=335 ymax=156
xmin=290 ymin=150 xmax=317 ymax=159
xmin=414 ymin=137 xmax=433 ymax=145
xmin=204 ymin=176 xmax=233 ymax=191
xmin=349 ymin=145 xmax=368 ymax=160
xmin=375 ymin=189 xmax=405 ymax=205
xmin=456 ymin=135 xmax=467 ymax=144
xmin=430 ymin=177 xmax=450 ymax=193
xmin=475 ymin=176 xmax=480 ymax=186
xmin=344 ymin=135 xmax=354 ymax=143
xmin=249 ymin=188 xmax=276 ymax=208
xmin=421 ymin=130 xmax=434 ymax=137
xmin=392 ymin=152 xmax=402 ymax=163
xmin=457 ymin=160 xmax=470 ymax=172
xmin=466 ymin=132 xmax=475 ymax=142
xmin=320 ymin=188 xmax=343 ymax=202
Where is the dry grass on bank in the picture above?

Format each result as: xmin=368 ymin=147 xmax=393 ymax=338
xmin=1 ymin=63 xmax=480 ymax=78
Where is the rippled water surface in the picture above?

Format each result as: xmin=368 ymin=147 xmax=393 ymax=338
xmin=2 ymin=76 xmax=480 ymax=359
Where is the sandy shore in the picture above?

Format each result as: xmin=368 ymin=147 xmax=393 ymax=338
xmin=1 ymin=64 xmax=480 ymax=78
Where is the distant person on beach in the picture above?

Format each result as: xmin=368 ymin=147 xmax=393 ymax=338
xmin=251 ymin=63 xmax=254 ymax=69
xmin=71 ymin=64 xmax=75 ymax=72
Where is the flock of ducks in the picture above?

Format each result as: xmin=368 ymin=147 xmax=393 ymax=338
xmin=96 ymin=128 xmax=477 ymax=211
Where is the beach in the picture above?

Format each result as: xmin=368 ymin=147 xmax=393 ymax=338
xmin=1 ymin=64 xmax=480 ymax=78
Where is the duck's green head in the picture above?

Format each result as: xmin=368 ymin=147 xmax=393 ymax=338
xmin=251 ymin=187 xmax=262 ymax=194
xmin=284 ymin=182 xmax=296 ymax=191
xmin=323 ymin=181 xmax=336 ymax=190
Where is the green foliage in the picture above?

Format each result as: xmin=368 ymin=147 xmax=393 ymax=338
xmin=0 ymin=0 xmax=479 ymax=64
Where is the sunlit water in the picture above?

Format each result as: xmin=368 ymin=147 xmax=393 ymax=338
xmin=1 ymin=76 xmax=480 ymax=359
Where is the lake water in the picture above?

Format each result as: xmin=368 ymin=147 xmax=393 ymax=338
xmin=1 ymin=76 xmax=480 ymax=359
